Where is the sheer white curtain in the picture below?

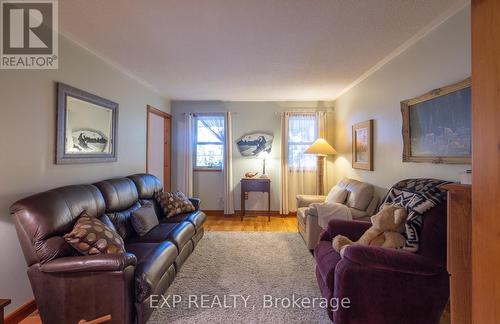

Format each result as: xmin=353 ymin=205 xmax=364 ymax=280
xmin=280 ymin=113 xmax=290 ymax=214
xmin=316 ymin=111 xmax=328 ymax=193
xmin=223 ymin=112 xmax=234 ymax=214
xmin=180 ymin=113 xmax=194 ymax=196
xmin=281 ymin=112 xmax=326 ymax=214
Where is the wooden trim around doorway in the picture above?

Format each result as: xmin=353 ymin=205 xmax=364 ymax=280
xmin=146 ymin=105 xmax=172 ymax=191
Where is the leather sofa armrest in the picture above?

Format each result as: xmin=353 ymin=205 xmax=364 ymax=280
xmin=189 ymin=198 xmax=201 ymax=210
xmin=40 ymin=253 xmax=137 ymax=273
xmin=296 ymin=195 xmax=326 ymax=208
xmin=342 ymin=245 xmax=446 ymax=276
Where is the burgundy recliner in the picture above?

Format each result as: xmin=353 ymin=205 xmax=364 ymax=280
xmin=10 ymin=173 xmax=206 ymax=324
xmin=314 ymin=203 xmax=449 ymax=324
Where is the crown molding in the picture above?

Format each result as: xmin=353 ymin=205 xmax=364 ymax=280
xmin=58 ymin=29 xmax=166 ymax=98
xmin=333 ymin=0 xmax=470 ymax=100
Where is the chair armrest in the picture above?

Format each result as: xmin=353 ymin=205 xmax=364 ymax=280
xmin=296 ymin=195 xmax=326 ymax=208
xmin=40 ymin=253 xmax=137 ymax=273
xmin=189 ymin=198 xmax=201 ymax=210
xmin=342 ymin=245 xmax=446 ymax=276
xmin=320 ymin=219 xmax=371 ymax=242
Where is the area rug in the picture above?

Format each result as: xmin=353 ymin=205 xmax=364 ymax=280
xmin=148 ymin=232 xmax=330 ymax=323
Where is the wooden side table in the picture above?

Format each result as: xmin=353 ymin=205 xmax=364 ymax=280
xmin=0 ymin=299 xmax=11 ymax=324
xmin=240 ymin=178 xmax=271 ymax=221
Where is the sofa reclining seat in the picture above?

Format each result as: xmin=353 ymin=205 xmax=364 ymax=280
xmin=10 ymin=173 xmax=206 ymax=324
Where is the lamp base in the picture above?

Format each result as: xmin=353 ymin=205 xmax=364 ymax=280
xmin=317 ymin=156 xmax=325 ymax=195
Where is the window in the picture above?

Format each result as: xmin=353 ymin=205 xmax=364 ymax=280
xmin=194 ymin=114 xmax=225 ymax=170
xmin=288 ymin=114 xmax=317 ymax=170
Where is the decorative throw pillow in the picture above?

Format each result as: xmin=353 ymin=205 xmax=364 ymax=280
xmin=154 ymin=191 xmax=195 ymax=218
xmin=131 ymin=203 xmax=159 ymax=236
xmin=64 ymin=212 xmax=125 ymax=255
xmin=325 ymin=186 xmax=348 ymax=204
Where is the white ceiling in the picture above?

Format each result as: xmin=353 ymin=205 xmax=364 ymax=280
xmin=59 ymin=0 xmax=467 ymax=101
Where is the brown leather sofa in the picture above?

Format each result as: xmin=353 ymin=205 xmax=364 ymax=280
xmin=10 ymin=173 xmax=206 ymax=324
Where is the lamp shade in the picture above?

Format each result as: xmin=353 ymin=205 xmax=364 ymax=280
xmin=304 ymin=138 xmax=337 ymax=156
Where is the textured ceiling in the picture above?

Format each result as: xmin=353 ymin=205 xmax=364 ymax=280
xmin=59 ymin=0 xmax=467 ymax=100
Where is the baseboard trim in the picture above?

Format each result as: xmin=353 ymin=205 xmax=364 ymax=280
xmin=204 ymin=210 xmax=293 ymax=217
xmin=5 ymin=299 xmax=37 ymax=324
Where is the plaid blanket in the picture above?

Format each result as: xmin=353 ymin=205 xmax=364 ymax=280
xmin=380 ymin=179 xmax=450 ymax=252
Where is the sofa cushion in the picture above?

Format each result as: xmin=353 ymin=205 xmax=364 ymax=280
xmin=155 ymin=191 xmax=195 ymax=218
xmin=94 ymin=178 xmax=139 ymax=212
xmin=125 ymin=243 xmax=159 ymax=263
xmin=64 ymin=212 xmax=125 ymax=255
xmin=128 ymin=174 xmax=163 ymax=200
xmin=127 ymin=222 xmax=196 ymax=249
xmin=131 ymin=204 xmax=159 ymax=236
xmin=161 ymin=210 xmax=207 ymax=232
xmin=105 ymin=202 xmax=142 ymax=241
xmin=350 ymin=208 xmax=368 ymax=219
xmin=344 ymin=180 xmax=374 ymax=211
xmin=325 ymin=186 xmax=348 ymax=204
xmin=126 ymin=241 xmax=178 ymax=302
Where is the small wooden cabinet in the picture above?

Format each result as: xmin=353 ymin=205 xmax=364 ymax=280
xmin=240 ymin=178 xmax=271 ymax=221
xmin=442 ymin=184 xmax=471 ymax=324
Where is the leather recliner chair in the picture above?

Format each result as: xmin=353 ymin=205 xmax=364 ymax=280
xmin=10 ymin=173 xmax=206 ymax=324
xmin=296 ymin=178 xmax=378 ymax=250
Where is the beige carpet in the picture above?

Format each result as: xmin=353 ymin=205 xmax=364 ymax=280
xmin=148 ymin=232 xmax=330 ymax=323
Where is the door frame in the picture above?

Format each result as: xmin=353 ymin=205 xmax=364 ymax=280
xmin=146 ymin=105 xmax=172 ymax=190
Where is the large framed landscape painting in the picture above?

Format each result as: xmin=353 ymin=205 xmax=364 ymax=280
xmin=401 ymin=78 xmax=471 ymax=164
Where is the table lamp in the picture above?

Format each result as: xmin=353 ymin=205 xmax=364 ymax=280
xmin=258 ymin=151 xmax=270 ymax=178
xmin=305 ymin=138 xmax=337 ymax=195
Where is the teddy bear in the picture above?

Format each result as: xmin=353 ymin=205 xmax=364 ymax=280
xmin=332 ymin=203 xmax=408 ymax=253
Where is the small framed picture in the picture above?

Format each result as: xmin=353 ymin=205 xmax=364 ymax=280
xmin=352 ymin=120 xmax=373 ymax=170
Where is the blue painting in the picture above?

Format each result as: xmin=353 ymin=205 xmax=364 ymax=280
xmin=236 ymin=132 xmax=273 ymax=157
xmin=410 ymin=87 xmax=471 ymax=156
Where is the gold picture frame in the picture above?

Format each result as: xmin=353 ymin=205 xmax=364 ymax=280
xmin=401 ymin=78 xmax=471 ymax=164
xmin=352 ymin=120 xmax=373 ymax=170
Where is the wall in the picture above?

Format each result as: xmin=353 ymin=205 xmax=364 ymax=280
xmin=171 ymin=101 xmax=334 ymax=211
xmin=329 ymin=6 xmax=471 ymax=198
xmin=0 ymin=36 xmax=169 ymax=312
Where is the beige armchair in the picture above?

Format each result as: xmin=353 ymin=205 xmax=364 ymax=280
xmin=296 ymin=178 xmax=378 ymax=250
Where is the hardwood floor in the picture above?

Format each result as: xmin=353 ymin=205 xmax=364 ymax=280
xmin=204 ymin=213 xmax=298 ymax=232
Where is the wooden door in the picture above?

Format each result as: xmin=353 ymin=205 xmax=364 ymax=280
xmin=471 ymin=1 xmax=500 ymax=323
xmin=147 ymin=105 xmax=171 ymax=191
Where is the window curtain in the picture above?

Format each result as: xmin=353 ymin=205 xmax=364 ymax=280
xmin=281 ymin=111 xmax=326 ymax=214
xmin=280 ymin=112 xmax=290 ymax=214
xmin=223 ymin=112 xmax=234 ymax=214
xmin=180 ymin=113 xmax=194 ymax=196
xmin=316 ymin=110 xmax=328 ymax=194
